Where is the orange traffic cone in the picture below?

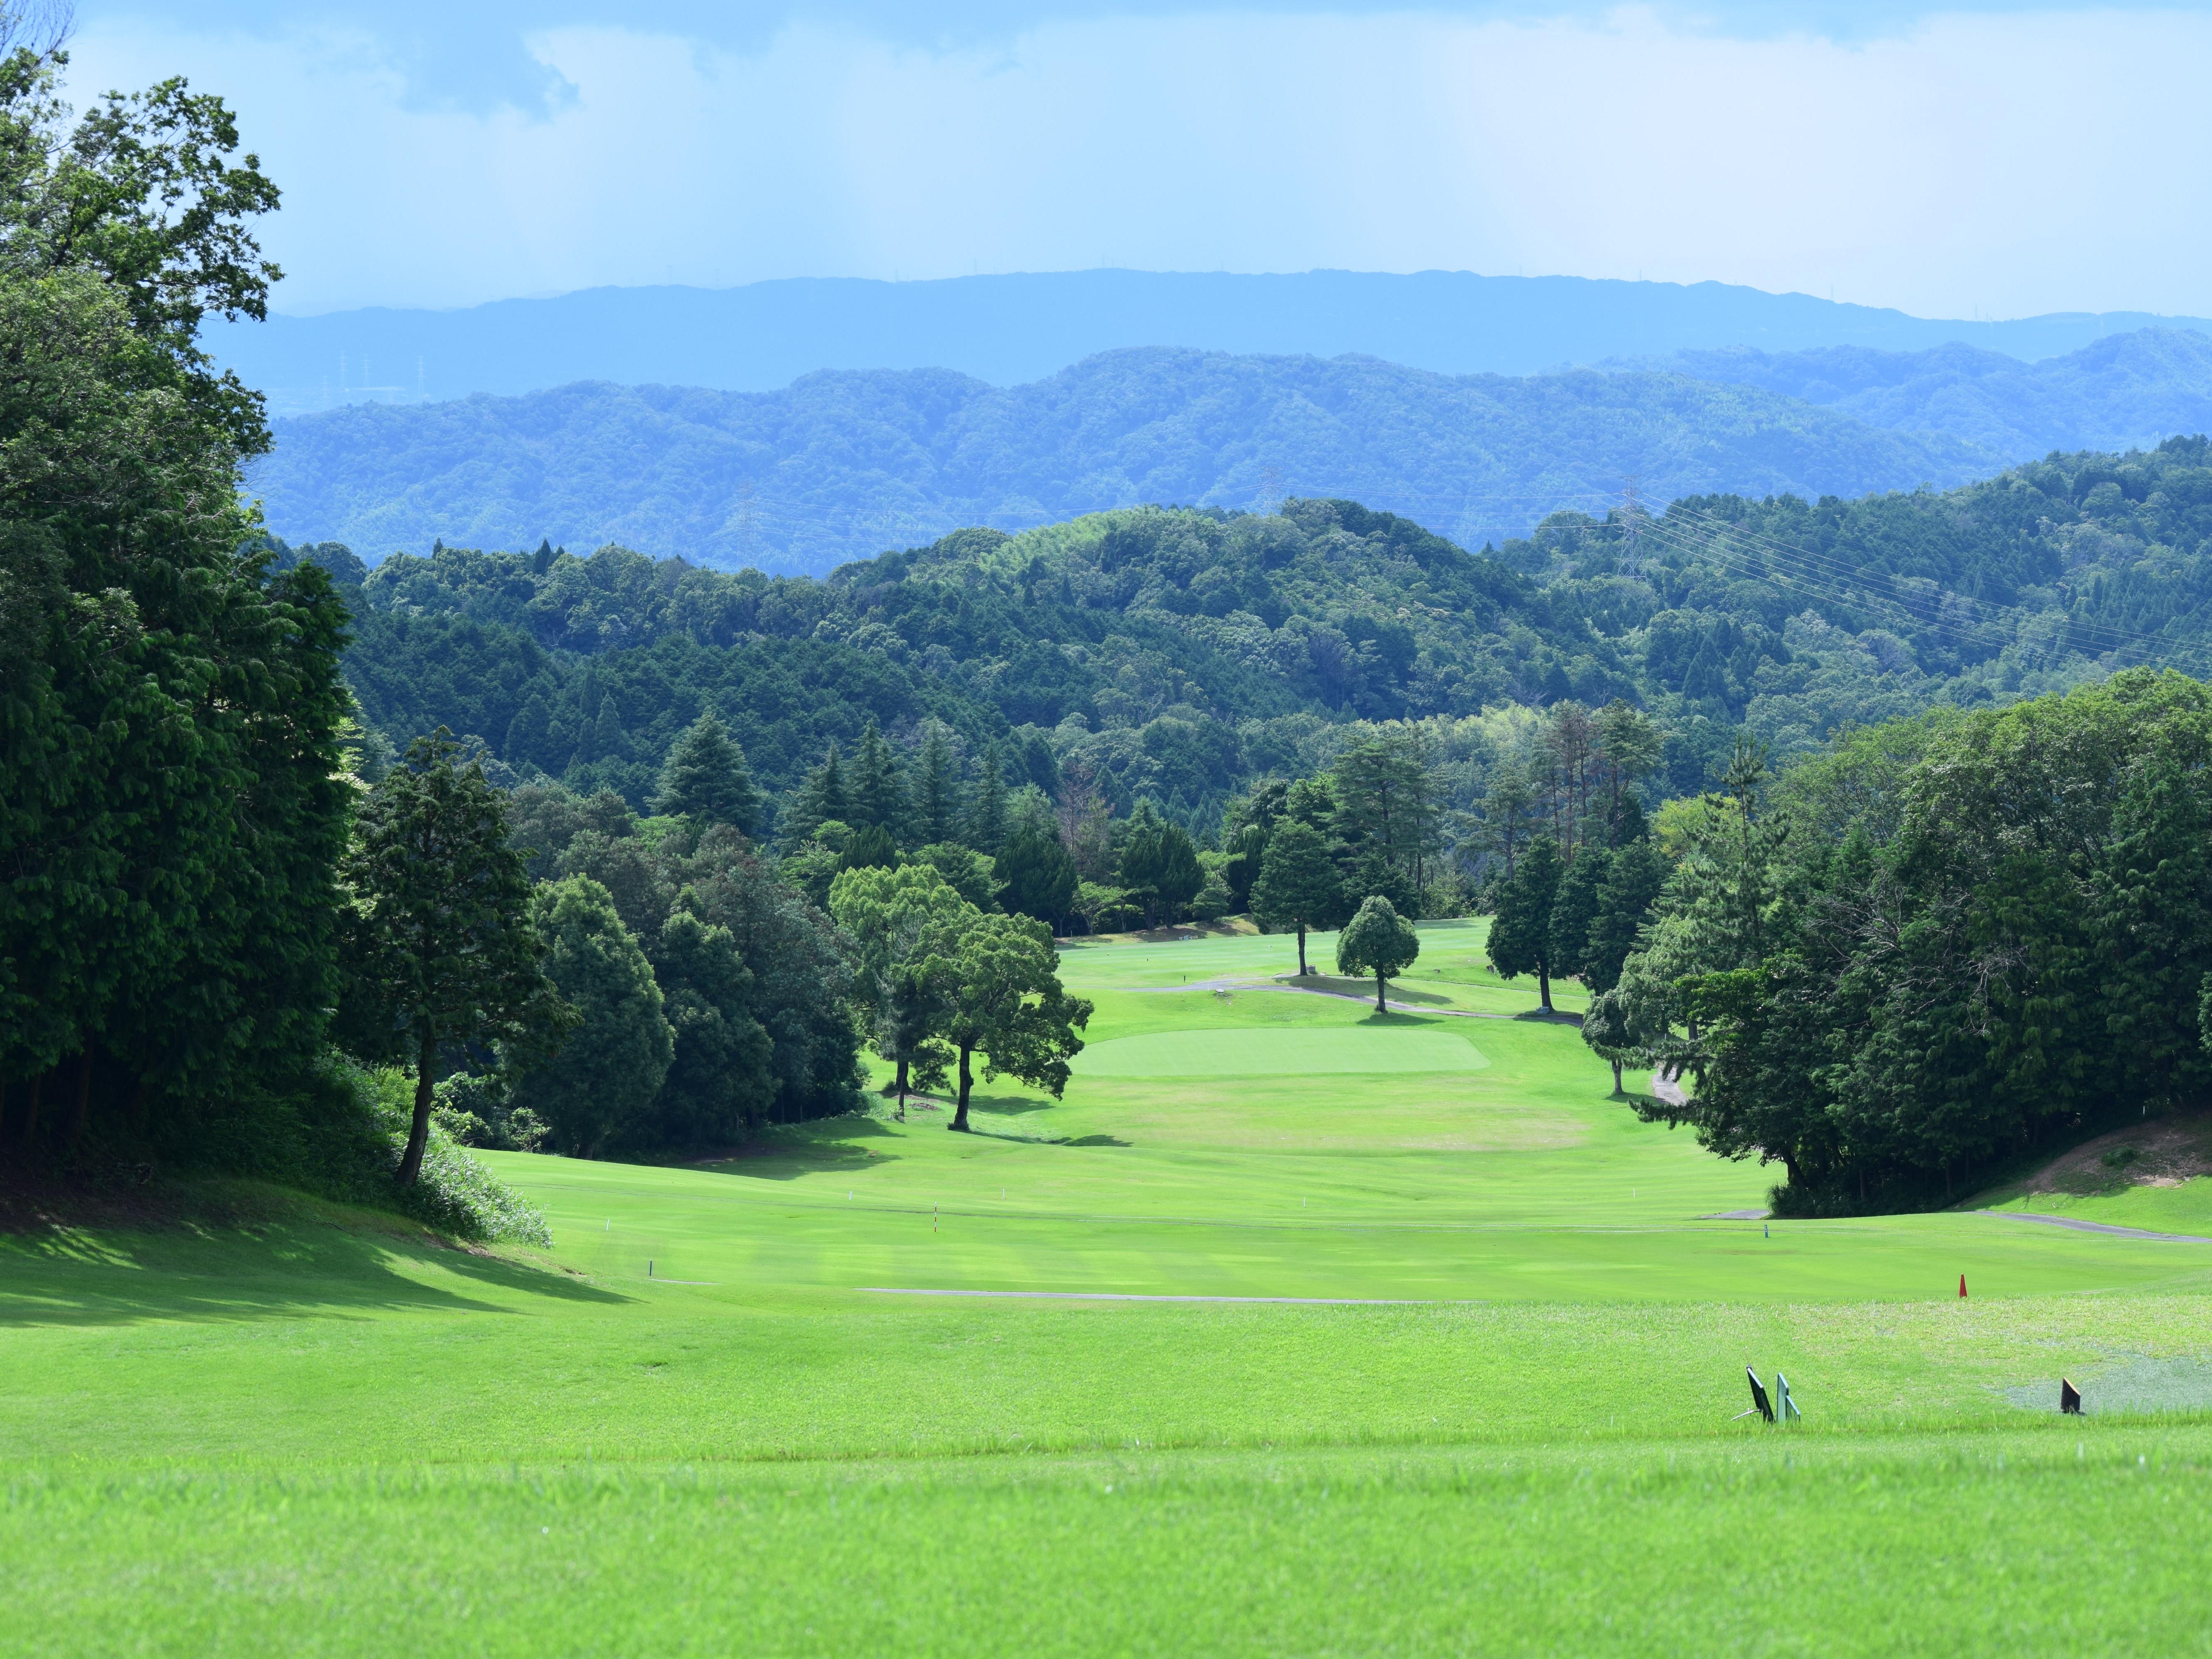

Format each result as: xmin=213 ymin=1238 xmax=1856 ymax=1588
xmin=1958 ymin=1274 xmax=1968 ymax=1299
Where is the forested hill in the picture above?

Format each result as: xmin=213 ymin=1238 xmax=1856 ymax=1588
xmin=308 ymin=437 xmax=2212 ymax=836
xmin=250 ymin=347 xmax=1989 ymax=575
xmin=1642 ymin=327 xmax=2212 ymax=459
xmin=315 ymin=498 xmax=1607 ymax=824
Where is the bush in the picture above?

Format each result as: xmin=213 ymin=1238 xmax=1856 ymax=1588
xmin=320 ymin=1060 xmax=552 ymax=1246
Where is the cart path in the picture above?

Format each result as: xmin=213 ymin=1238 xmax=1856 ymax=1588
xmin=1986 ymin=1211 xmax=2212 ymax=1243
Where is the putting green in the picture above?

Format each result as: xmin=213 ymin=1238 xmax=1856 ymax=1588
xmin=1075 ymin=1024 xmax=1489 ymax=1078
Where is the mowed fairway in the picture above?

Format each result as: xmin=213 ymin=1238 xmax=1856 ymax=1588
xmin=11 ymin=920 xmax=2212 ymax=1655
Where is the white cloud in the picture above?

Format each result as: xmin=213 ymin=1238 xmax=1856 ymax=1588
xmin=62 ymin=6 xmax=2212 ymax=318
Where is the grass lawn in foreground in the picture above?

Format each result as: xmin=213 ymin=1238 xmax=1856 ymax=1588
xmin=10 ymin=922 xmax=2212 ymax=1654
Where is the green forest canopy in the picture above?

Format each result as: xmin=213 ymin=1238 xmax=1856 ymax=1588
xmin=298 ymin=435 xmax=2212 ymax=843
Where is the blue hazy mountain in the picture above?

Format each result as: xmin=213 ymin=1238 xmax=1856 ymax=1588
xmin=250 ymin=346 xmax=1992 ymax=574
xmin=213 ymin=269 xmax=2212 ymax=419
xmin=1638 ymin=327 xmax=2212 ymax=458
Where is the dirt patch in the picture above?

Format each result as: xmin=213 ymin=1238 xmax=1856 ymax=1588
xmin=2013 ymin=1111 xmax=2212 ymax=1198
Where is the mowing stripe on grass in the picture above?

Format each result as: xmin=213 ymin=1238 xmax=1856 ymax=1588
xmin=862 ymin=1287 xmax=1426 ymax=1304
xmin=1076 ymin=1027 xmax=1488 ymax=1078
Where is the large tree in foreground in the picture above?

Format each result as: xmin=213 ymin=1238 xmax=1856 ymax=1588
xmin=336 ymin=731 xmax=569 ymax=1183
xmin=0 ymin=44 xmax=354 ymax=1153
xmin=1336 ymin=894 xmax=1421 ymax=1013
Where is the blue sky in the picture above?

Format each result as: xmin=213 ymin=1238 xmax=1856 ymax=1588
xmin=64 ymin=3 xmax=2212 ymax=319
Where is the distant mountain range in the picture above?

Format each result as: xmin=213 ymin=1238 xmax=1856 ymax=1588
xmin=250 ymin=348 xmax=1996 ymax=573
xmin=249 ymin=328 xmax=2212 ymax=576
xmin=212 ymin=269 xmax=2212 ymax=418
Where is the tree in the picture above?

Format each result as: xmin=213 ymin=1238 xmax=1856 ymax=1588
xmin=995 ymin=823 xmax=1078 ymax=929
xmin=1118 ymin=801 xmax=1202 ymax=928
xmin=1486 ymin=833 xmax=1563 ymax=1012
xmin=965 ymin=739 xmax=1010 ymax=853
xmin=910 ymin=842 xmax=1001 ymax=912
xmin=829 ymin=863 xmax=980 ymax=1117
xmin=941 ymin=913 xmax=1092 ymax=1133
xmin=653 ymin=710 xmax=761 ymax=835
xmin=1073 ymin=881 xmax=1140 ymax=935
xmin=509 ymin=876 xmax=673 ymax=1157
xmin=1594 ymin=700 xmax=1664 ymax=848
xmin=1331 ymin=731 xmax=1441 ymax=897
xmin=913 ymin=722 xmax=964 ymax=846
xmin=336 ymin=732 xmax=569 ymax=1184
xmin=1582 ymin=839 xmax=1668 ymax=994
xmin=1476 ymin=761 xmax=1536 ymax=879
xmin=648 ymin=908 xmax=776 ymax=1143
xmin=0 ymin=52 xmax=353 ymax=1160
xmin=1546 ymin=846 xmax=1613 ymax=984
xmin=1249 ymin=819 xmax=1344 ymax=975
xmin=784 ymin=743 xmax=850 ymax=844
xmin=1581 ymin=986 xmax=1645 ymax=1096
xmin=1336 ymin=895 xmax=1421 ymax=1013
xmin=851 ymin=718 xmax=908 ymax=837
xmin=838 ymin=822 xmax=899 ymax=873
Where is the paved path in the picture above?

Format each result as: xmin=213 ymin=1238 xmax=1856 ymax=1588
xmin=1987 ymin=1210 xmax=2212 ymax=1243
xmin=861 ymin=1287 xmax=1423 ymax=1304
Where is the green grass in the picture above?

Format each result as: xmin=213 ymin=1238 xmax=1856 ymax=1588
xmin=10 ymin=921 xmax=2212 ymax=1654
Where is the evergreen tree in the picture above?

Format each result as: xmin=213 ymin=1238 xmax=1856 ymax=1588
xmin=1594 ymin=699 xmax=1664 ymax=847
xmin=838 ymin=822 xmax=900 ymax=872
xmin=965 ymin=739 xmax=1010 ymax=854
xmin=0 ymin=55 xmax=354 ymax=1159
xmin=1118 ymin=801 xmax=1203 ymax=928
xmin=336 ymin=732 xmax=570 ymax=1183
xmin=852 ymin=718 xmax=908 ymax=837
xmin=1487 ymin=833 xmax=1564 ymax=1012
xmin=914 ymin=722 xmax=964 ymax=846
xmin=1336 ymin=894 xmax=1422 ymax=1014
xmin=1583 ymin=839 xmax=1668 ymax=994
xmin=509 ymin=876 xmax=673 ymax=1157
xmin=1546 ymin=847 xmax=1613 ymax=984
xmin=1249 ymin=819 xmax=1344 ymax=975
xmin=653 ymin=710 xmax=761 ymax=835
xmin=996 ymin=825 xmax=1078 ymax=929
xmin=784 ymin=743 xmax=851 ymax=844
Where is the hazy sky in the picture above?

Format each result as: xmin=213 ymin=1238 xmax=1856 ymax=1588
xmin=63 ymin=2 xmax=2212 ymax=319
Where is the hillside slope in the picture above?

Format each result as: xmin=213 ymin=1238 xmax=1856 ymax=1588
xmin=252 ymin=348 xmax=1989 ymax=574
xmin=1650 ymin=327 xmax=2212 ymax=457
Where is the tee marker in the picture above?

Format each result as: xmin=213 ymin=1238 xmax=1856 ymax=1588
xmin=1959 ymin=1273 xmax=1968 ymax=1299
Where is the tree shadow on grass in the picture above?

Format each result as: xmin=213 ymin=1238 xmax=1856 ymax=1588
xmin=695 ymin=1113 xmax=912 ymax=1182
xmin=0 ymin=1217 xmax=630 ymax=1330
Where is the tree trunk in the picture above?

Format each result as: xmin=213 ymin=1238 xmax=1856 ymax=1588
xmin=951 ymin=1041 xmax=974 ymax=1133
xmin=398 ymin=1023 xmax=436 ymax=1185
xmin=1538 ymin=964 xmax=1553 ymax=1013
xmin=883 ymin=1057 xmax=907 ymax=1097
xmin=1296 ymin=923 xmax=1309 ymax=976
xmin=67 ymin=1048 xmax=93 ymax=1150
xmin=1375 ymin=971 xmax=1387 ymax=1014
xmin=1611 ymin=1057 xmax=1623 ymax=1096
xmin=20 ymin=1071 xmax=43 ymax=1152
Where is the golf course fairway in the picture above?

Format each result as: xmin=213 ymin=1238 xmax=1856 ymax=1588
xmin=10 ymin=920 xmax=2212 ymax=1655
